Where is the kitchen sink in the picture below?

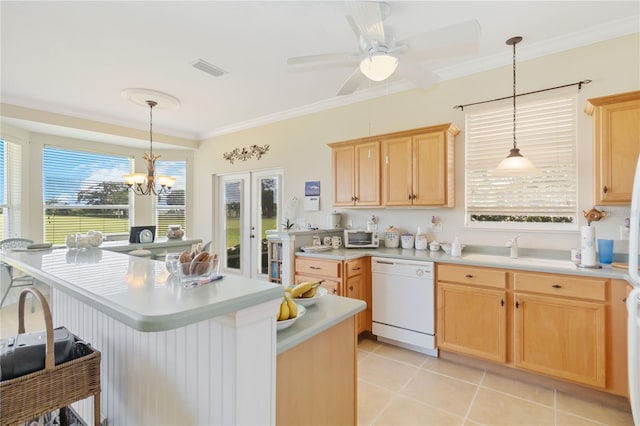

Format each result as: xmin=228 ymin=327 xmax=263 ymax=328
xmin=463 ymin=253 xmax=577 ymax=270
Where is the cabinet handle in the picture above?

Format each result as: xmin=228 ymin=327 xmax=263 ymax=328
xmin=352 ymin=267 xmax=361 ymax=271
xmin=408 ymin=194 xmax=412 ymax=200
xmin=349 ymin=286 xmax=354 ymax=291
xmin=500 ymin=299 xmax=505 ymax=307
xmin=465 ymin=274 xmax=474 ymax=278
xmin=623 ymin=297 xmax=628 ymax=303
xmin=309 ymin=266 xmax=321 ymax=270
xmin=333 ymin=288 xmax=337 ymax=294
xmin=603 ymin=185 xmax=608 ymax=194
xmin=515 ymin=301 xmax=520 ymax=308
xmin=412 ymin=194 xmax=417 ymax=200
xmin=354 ymin=196 xmax=359 ymax=201
xmin=551 ymin=284 xmax=562 ymax=288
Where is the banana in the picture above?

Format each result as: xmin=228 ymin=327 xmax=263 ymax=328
xmin=278 ymin=298 xmax=290 ymax=321
xmin=285 ymin=294 xmax=298 ymax=319
xmin=290 ymin=280 xmax=321 ymax=298
xmin=301 ymin=287 xmax=317 ymax=298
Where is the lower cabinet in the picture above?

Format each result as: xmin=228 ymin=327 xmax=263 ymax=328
xmin=436 ymin=264 xmax=626 ymax=395
xmin=294 ymin=256 xmax=371 ymax=334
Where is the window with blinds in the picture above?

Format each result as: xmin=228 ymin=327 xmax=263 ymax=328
xmin=43 ymin=146 xmax=131 ymax=244
xmin=465 ymin=94 xmax=578 ymax=227
xmin=0 ymin=139 xmax=23 ymax=239
xmin=155 ymin=160 xmax=186 ymax=234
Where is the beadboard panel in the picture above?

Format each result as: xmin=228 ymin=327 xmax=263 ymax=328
xmin=52 ymin=289 xmax=278 ymax=425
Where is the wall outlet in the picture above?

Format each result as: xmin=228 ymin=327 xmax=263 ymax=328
xmin=431 ymin=223 xmax=443 ymax=233
xmin=620 ymin=225 xmax=630 ymax=240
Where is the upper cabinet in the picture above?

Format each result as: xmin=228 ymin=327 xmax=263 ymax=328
xmin=382 ymin=124 xmax=459 ymax=207
xmin=331 ymin=140 xmax=380 ymax=207
xmin=329 ymin=123 xmax=459 ymax=208
xmin=585 ymin=90 xmax=640 ymax=205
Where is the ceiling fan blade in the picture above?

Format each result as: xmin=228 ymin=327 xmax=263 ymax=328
xmin=346 ymin=1 xmax=390 ymax=45
xmin=336 ymin=68 xmax=367 ymax=96
xmin=396 ymin=58 xmax=440 ymax=89
xmin=399 ymin=19 xmax=481 ymax=59
xmin=287 ymin=52 xmax=358 ymax=66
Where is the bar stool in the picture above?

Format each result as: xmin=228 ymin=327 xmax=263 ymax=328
xmin=0 ymin=238 xmax=35 ymax=310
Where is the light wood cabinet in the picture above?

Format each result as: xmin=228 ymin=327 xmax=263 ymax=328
xmin=294 ymin=256 xmax=371 ymax=334
xmin=437 ymin=264 xmax=507 ymax=363
xmin=331 ymin=141 xmax=380 ymax=207
xmin=585 ymin=90 xmax=640 ymax=205
xmin=382 ymin=124 xmax=459 ymax=207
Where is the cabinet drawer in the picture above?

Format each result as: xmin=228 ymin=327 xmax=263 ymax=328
xmin=437 ymin=264 xmax=507 ymax=289
xmin=295 ymin=274 xmax=339 ymax=295
xmin=346 ymin=258 xmax=364 ymax=278
xmin=295 ymin=258 xmax=341 ymax=278
xmin=514 ymin=273 xmax=606 ymax=301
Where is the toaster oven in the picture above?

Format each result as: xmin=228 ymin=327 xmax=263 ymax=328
xmin=343 ymin=229 xmax=379 ymax=248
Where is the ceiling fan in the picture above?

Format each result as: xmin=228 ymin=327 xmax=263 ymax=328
xmin=287 ymin=1 xmax=482 ymax=96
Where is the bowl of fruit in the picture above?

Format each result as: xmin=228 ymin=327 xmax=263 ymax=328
xmin=276 ymin=294 xmax=306 ymax=331
xmin=285 ymin=280 xmax=327 ymax=307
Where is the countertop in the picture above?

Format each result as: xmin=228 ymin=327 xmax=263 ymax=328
xmin=99 ymin=237 xmax=202 ymax=252
xmin=0 ymin=247 xmax=282 ymax=332
xmin=296 ymin=246 xmax=631 ymax=281
xmin=276 ymin=294 xmax=366 ymax=355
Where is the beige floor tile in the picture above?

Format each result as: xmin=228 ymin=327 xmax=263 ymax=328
xmin=400 ymin=369 xmax=478 ymax=417
xmin=358 ymin=336 xmax=381 ymax=352
xmin=422 ymin=357 xmax=485 ymax=384
xmin=556 ymin=411 xmax=605 ymax=426
xmin=358 ymin=380 xmax=394 ymax=426
xmin=463 ymin=420 xmax=485 ymax=426
xmin=359 ymin=353 xmax=419 ymax=392
xmin=373 ymin=395 xmax=463 ymax=426
xmin=481 ymin=371 xmax=554 ymax=407
xmin=467 ymin=388 xmax=554 ymax=425
xmin=556 ymin=392 xmax=634 ymax=426
xmin=373 ymin=341 xmax=433 ymax=367
xmin=358 ymin=348 xmax=372 ymax=362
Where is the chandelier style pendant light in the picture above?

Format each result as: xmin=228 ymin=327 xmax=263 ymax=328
xmin=492 ymin=36 xmax=539 ymax=176
xmin=123 ymin=96 xmax=176 ymax=196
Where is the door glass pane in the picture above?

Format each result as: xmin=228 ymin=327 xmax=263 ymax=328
xmin=258 ymin=177 xmax=278 ymax=275
xmin=224 ymin=180 xmax=242 ymax=270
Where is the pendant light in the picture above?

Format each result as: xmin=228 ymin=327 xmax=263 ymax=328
xmin=492 ymin=36 xmax=539 ymax=176
xmin=123 ymin=95 xmax=177 ymax=196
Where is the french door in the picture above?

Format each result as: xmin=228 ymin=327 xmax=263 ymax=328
xmin=217 ymin=169 xmax=282 ymax=279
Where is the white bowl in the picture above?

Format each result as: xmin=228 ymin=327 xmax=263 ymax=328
xmin=441 ymin=243 xmax=466 ymax=255
xmin=277 ymin=304 xmax=306 ymax=331
xmin=291 ymin=286 xmax=328 ymax=307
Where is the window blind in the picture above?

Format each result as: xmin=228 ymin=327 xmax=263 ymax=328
xmin=465 ymin=95 xmax=577 ymax=223
xmin=43 ymin=146 xmax=131 ymax=244
xmin=155 ymin=160 xmax=186 ymax=234
xmin=0 ymin=139 xmax=23 ymax=239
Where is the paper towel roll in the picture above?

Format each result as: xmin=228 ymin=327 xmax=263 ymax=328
xmin=580 ymin=225 xmax=597 ymax=266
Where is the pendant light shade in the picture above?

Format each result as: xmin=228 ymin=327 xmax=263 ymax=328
xmin=492 ymin=36 xmax=539 ymax=176
xmin=359 ymin=53 xmax=398 ymax=82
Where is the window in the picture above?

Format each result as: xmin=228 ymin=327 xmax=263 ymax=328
xmin=465 ymin=94 xmax=577 ymax=227
xmin=0 ymin=139 xmax=23 ymax=239
xmin=155 ymin=160 xmax=186 ymax=234
xmin=43 ymin=146 xmax=131 ymax=244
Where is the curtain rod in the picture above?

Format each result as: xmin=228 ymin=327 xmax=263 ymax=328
xmin=453 ymin=79 xmax=592 ymax=111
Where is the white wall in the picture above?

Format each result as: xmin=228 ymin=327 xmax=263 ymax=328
xmin=194 ymin=34 xmax=640 ymax=255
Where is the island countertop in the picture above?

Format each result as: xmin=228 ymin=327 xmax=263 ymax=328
xmin=0 ymin=247 xmax=283 ymax=332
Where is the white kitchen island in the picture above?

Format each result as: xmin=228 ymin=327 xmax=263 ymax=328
xmin=1 ymin=247 xmax=365 ymax=425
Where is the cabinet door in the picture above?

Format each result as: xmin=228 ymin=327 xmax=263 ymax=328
xmin=345 ymin=274 xmax=367 ymax=334
xmin=514 ymin=293 xmax=606 ymax=388
xmin=413 ymin=132 xmax=447 ymax=206
xmin=437 ymin=282 xmax=507 ymax=363
xmin=354 ymin=141 xmax=380 ymax=206
xmin=381 ymin=136 xmax=413 ymax=206
xmin=332 ymin=144 xmax=355 ymax=206
xmin=590 ymin=93 xmax=640 ymax=204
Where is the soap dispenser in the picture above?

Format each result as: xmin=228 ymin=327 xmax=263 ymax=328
xmin=415 ymin=226 xmax=428 ymax=250
xmin=451 ymin=237 xmax=462 ymax=257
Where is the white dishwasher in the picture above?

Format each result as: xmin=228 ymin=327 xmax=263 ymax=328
xmin=371 ymin=257 xmax=437 ymax=356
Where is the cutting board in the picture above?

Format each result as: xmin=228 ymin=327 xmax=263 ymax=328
xmin=610 ymin=262 xmax=640 ymax=270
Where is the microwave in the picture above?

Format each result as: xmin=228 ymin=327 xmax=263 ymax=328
xmin=344 ymin=229 xmax=379 ymax=248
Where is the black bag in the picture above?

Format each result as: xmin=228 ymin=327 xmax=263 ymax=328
xmin=0 ymin=326 xmax=89 ymax=381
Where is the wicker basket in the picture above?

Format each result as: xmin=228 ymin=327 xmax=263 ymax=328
xmin=0 ymin=288 xmax=101 ymax=426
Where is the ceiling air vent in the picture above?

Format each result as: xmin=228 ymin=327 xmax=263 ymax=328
xmin=192 ymin=59 xmax=227 ymax=78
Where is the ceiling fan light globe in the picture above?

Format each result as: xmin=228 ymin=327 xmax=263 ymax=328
xmin=359 ymin=54 xmax=398 ymax=81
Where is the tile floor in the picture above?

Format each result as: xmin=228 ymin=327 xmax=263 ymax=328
xmin=1 ymin=295 xmax=635 ymax=426
xmin=357 ymin=337 xmax=634 ymax=426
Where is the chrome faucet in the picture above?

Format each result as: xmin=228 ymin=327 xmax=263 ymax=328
xmin=507 ymin=235 xmax=521 ymax=259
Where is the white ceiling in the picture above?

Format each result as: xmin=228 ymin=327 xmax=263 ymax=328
xmin=1 ymin=1 xmax=639 ymax=148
